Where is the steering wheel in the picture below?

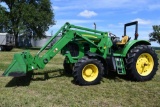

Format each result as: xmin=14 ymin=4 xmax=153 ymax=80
xmin=109 ymin=33 xmax=117 ymax=39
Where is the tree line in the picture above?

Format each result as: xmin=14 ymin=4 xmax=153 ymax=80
xmin=0 ymin=0 xmax=55 ymax=47
xmin=149 ymin=25 xmax=160 ymax=44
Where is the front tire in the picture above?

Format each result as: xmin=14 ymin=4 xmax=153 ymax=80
xmin=126 ymin=45 xmax=159 ymax=81
xmin=73 ymin=57 xmax=104 ymax=85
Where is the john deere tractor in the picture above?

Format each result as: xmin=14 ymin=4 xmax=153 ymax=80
xmin=3 ymin=21 xmax=159 ymax=85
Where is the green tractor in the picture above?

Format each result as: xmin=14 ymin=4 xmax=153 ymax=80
xmin=3 ymin=21 xmax=159 ymax=85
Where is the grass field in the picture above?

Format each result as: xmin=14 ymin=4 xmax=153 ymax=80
xmin=0 ymin=48 xmax=160 ymax=107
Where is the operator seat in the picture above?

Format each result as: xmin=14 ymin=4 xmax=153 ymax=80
xmin=116 ymin=36 xmax=129 ymax=45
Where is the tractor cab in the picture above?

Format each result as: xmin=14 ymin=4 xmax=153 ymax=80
xmin=110 ymin=21 xmax=138 ymax=49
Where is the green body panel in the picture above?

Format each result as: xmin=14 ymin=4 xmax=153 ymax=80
xmin=113 ymin=40 xmax=151 ymax=57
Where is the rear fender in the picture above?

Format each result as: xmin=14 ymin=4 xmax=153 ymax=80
xmin=121 ymin=40 xmax=151 ymax=57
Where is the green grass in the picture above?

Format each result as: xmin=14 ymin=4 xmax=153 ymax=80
xmin=0 ymin=49 xmax=160 ymax=107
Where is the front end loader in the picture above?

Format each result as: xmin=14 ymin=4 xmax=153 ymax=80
xmin=2 ymin=21 xmax=159 ymax=85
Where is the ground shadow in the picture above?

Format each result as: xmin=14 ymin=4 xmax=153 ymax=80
xmin=5 ymin=69 xmax=72 ymax=87
xmin=103 ymin=71 xmax=131 ymax=82
xmin=5 ymin=71 xmax=33 ymax=87
xmin=32 ymin=69 xmax=72 ymax=81
xmin=5 ymin=69 xmax=131 ymax=87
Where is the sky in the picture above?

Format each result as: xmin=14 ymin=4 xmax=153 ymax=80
xmin=1 ymin=0 xmax=160 ymax=46
xmin=48 ymin=0 xmax=160 ymax=46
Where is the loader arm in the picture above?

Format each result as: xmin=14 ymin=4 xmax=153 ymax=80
xmin=3 ymin=22 xmax=111 ymax=77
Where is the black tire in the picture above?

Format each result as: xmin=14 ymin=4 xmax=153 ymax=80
xmin=126 ymin=45 xmax=159 ymax=81
xmin=63 ymin=58 xmax=74 ymax=74
xmin=73 ymin=56 xmax=104 ymax=85
xmin=0 ymin=46 xmax=5 ymax=51
xmin=5 ymin=46 xmax=13 ymax=51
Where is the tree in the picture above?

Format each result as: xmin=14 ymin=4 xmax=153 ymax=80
xmin=0 ymin=0 xmax=54 ymax=47
xmin=0 ymin=5 xmax=9 ymax=32
xmin=149 ymin=25 xmax=160 ymax=44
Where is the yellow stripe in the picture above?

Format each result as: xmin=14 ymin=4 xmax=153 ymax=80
xmin=82 ymin=34 xmax=98 ymax=38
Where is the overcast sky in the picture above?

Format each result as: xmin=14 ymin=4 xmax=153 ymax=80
xmin=1 ymin=0 xmax=160 ymax=46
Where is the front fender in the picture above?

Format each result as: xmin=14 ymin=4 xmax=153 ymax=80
xmin=119 ymin=40 xmax=151 ymax=57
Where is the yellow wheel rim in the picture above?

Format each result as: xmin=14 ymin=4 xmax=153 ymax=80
xmin=136 ymin=53 xmax=154 ymax=76
xmin=82 ymin=64 xmax=98 ymax=82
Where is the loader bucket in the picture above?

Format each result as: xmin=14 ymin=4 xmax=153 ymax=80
xmin=3 ymin=53 xmax=27 ymax=77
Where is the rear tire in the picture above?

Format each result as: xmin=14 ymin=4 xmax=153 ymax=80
xmin=73 ymin=56 xmax=104 ymax=85
xmin=126 ymin=45 xmax=159 ymax=81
